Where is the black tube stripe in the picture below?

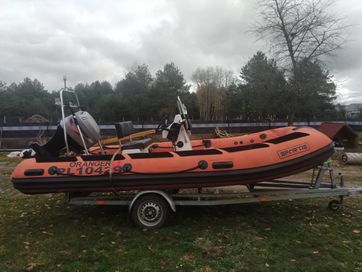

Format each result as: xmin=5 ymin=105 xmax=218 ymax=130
xmin=266 ymin=132 xmax=309 ymax=144
xmin=212 ymin=161 xmax=234 ymax=169
xmin=35 ymin=156 xmax=78 ymax=162
xmin=81 ymin=154 xmax=124 ymax=161
xmin=24 ymin=169 xmax=44 ymax=176
xmin=222 ymin=143 xmax=269 ymax=152
xmin=176 ymin=149 xmax=222 ymax=156
xmin=128 ymin=152 xmax=173 ymax=159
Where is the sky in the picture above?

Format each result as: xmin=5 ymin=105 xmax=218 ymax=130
xmin=0 ymin=0 xmax=361 ymax=104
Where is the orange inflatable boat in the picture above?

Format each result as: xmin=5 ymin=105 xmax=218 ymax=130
xmin=11 ymin=92 xmax=334 ymax=195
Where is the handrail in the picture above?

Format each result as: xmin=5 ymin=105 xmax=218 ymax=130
xmin=59 ymin=77 xmax=82 ymax=155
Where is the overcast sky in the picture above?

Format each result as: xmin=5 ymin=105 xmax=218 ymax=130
xmin=0 ymin=0 xmax=361 ymax=104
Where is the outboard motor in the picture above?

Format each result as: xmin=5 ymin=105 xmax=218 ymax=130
xmin=28 ymin=79 xmax=104 ymax=157
xmin=61 ymin=111 xmax=101 ymax=148
xmin=30 ymin=111 xmax=101 ymax=157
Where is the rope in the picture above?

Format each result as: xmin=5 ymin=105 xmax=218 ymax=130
xmin=109 ymin=147 xmax=122 ymax=195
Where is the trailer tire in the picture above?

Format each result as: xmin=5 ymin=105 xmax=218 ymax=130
xmin=131 ymin=194 xmax=171 ymax=229
xmin=328 ymin=200 xmax=341 ymax=211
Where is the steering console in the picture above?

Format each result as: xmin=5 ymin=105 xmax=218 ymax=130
xmin=156 ymin=116 xmax=169 ymax=133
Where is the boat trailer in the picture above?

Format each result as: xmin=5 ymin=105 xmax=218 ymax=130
xmin=66 ymin=162 xmax=362 ymax=229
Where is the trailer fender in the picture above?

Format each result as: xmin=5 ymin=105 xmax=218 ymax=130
xmin=129 ymin=190 xmax=176 ymax=213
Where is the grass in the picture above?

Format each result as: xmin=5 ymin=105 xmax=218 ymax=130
xmin=0 ymin=153 xmax=361 ymax=272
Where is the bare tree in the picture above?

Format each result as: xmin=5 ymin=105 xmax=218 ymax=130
xmin=254 ymin=0 xmax=347 ymax=71
xmin=252 ymin=0 xmax=347 ymax=123
xmin=192 ymin=67 xmax=235 ymax=120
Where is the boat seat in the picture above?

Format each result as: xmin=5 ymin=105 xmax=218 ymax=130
xmin=115 ymin=121 xmax=153 ymax=150
xmin=115 ymin=121 xmax=134 ymax=138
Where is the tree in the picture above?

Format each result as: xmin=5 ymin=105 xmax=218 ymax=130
xmin=253 ymin=0 xmax=347 ymax=123
xmin=74 ymin=80 xmax=114 ymax=121
xmin=254 ymin=0 xmax=346 ymax=70
xmin=240 ymin=52 xmax=287 ymax=120
xmin=4 ymin=78 xmax=57 ymax=121
xmin=151 ymin=63 xmax=190 ymax=119
xmin=115 ymin=64 xmax=153 ymax=121
xmin=178 ymin=92 xmax=199 ymax=120
xmin=0 ymin=81 xmax=6 ymax=90
xmin=0 ymin=82 xmax=11 ymax=122
xmin=223 ymin=83 xmax=246 ymax=120
xmin=289 ymin=58 xmax=337 ymax=119
xmin=192 ymin=67 xmax=234 ymax=120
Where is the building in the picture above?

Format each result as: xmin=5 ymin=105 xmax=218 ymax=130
xmin=345 ymin=103 xmax=362 ymax=118
xmin=319 ymin=122 xmax=358 ymax=146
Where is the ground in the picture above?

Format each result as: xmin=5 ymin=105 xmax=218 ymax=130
xmin=0 ymin=153 xmax=361 ymax=272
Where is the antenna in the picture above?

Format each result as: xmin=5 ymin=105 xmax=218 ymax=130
xmin=63 ymin=75 xmax=67 ymax=89
xmin=60 ymin=76 xmax=70 ymax=154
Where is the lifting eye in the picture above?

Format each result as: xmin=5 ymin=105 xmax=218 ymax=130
xmin=48 ymin=166 xmax=59 ymax=175
xmin=202 ymin=139 xmax=211 ymax=148
xmin=122 ymin=164 xmax=132 ymax=172
xmin=198 ymin=160 xmax=208 ymax=169
xmin=260 ymin=133 xmax=267 ymax=139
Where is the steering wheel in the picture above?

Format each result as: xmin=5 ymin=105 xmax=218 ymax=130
xmin=156 ymin=116 xmax=169 ymax=133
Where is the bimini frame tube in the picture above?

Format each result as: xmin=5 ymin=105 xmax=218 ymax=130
xmin=60 ymin=76 xmax=90 ymax=156
xmin=60 ymin=76 xmax=70 ymax=155
xmin=73 ymin=116 xmax=90 ymax=155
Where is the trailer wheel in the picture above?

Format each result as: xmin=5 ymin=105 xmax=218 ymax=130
xmin=328 ymin=200 xmax=342 ymax=211
xmin=131 ymin=194 xmax=171 ymax=229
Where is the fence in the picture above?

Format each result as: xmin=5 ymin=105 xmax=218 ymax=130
xmin=1 ymin=120 xmax=362 ymax=136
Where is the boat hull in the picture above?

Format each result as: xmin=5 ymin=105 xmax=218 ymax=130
xmin=12 ymin=138 xmax=334 ymax=194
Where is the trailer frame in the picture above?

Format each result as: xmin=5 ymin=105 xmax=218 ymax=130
xmin=65 ymin=162 xmax=362 ymax=229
